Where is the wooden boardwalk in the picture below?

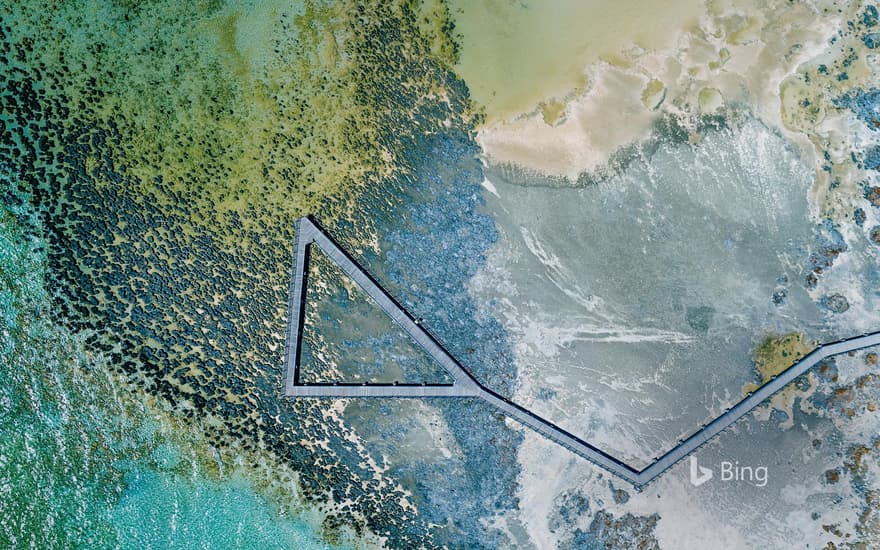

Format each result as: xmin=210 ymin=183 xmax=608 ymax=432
xmin=283 ymin=216 xmax=880 ymax=487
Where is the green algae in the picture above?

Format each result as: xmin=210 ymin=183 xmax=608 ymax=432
xmin=3 ymin=0 xmax=398 ymax=238
xmin=1 ymin=0 xmax=473 ymax=240
xmin=415 ymin=0 xmax=461 ymax=67
xmin=743 ymin=331 xmax=816 ymax=395
xmin=1 ymin=0 xmax=477 ymax=545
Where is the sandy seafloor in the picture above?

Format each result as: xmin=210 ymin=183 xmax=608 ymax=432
xmin=3 ymin=0 xmax=880 ymax=548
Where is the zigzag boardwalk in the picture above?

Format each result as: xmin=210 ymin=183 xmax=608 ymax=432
xmin=283 ymin=216 xmax=880 ymax=487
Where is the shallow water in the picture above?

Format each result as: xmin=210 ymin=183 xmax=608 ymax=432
xmin=449 ymin=0 xmax=705 ymax=122
xmin=471 ymin=117 xmax=825 ymax=467
xmin=110 ymin=470 xmax=336 ymax=549
xmin=0 ymin=195 xmax=337 ymax=549
xmin=299 ymin=246 xmax=454 ymax=385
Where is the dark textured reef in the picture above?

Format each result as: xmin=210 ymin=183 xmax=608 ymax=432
xmin=0 ymin=1 xmax=522 ymax=546
xmin=315 ymin=118 xmax=525 ymax=546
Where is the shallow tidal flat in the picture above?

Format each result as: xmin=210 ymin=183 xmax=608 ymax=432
xmin=470 ymin=117 xmax=826 ymax=468
xmin=448 ymin=1 xmax=880 ymax=544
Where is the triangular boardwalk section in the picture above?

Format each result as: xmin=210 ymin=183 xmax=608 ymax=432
xmin=283 ymin=216 xmax=482 ymax=399
xmin=283 ymin=216 xmax=880 ymax=487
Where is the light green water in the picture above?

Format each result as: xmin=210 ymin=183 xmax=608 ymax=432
xmin=449 ymin=0 xmax=705 ymax=122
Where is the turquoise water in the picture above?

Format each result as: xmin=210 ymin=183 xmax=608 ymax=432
xmin=0 ymin=190 xmax=336 ymax=549
xmin=111 ymin=470 xmax=333 ymax=549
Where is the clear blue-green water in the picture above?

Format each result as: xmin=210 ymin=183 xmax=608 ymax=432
xmin=111 ymin=470 xmax=332 ymax=549
xmin=0 ymin=192 xmax=336 ymax=548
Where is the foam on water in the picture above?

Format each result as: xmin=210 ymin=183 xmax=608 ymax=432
xmin=470 ymin=116 xmax=824 ymax=467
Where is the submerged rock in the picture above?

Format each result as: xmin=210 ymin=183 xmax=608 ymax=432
xmin=863 ymin=32 xmax=880 ymax=48
xmin=806 ymin=219 xmax=848 ymax=288
xmin=868 ymin=186 xmax=880 ymax=207
xmin=567 ymin=511 xmax=661 ymax=550
xmin=686 ymin=305 xmax=715 ymax=333
xmin=865 ymin=5 xmax=879 ymax=27
xmin=821 ymin=293 xmax=851 ymax=314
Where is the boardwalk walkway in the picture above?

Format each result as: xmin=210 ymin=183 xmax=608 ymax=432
xmin=283 ymin=216 xmax=880 ymax=487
